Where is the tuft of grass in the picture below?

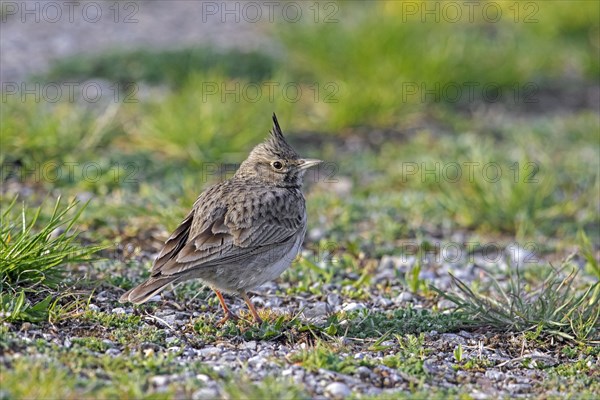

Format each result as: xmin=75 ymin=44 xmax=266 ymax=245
xmin=433 ymin=259 xmax=599 ymax=343
xmin=0 ymin=197 xmax=103 ymax=322
xmin=288 ymin=341 xmax=367 ymax=374
xmin=0 ymin=291 xmax=54 ymax=323
xmin=578 ymin=230 xmax=600 ymax=280
xmin=382 ymin=333 xmax=428 ymax=377
xmin=0 ymin=197 xmax=102 ymax=294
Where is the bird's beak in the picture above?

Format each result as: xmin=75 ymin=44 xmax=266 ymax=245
xmin=298 ymin=158 xmax=323 ymax=170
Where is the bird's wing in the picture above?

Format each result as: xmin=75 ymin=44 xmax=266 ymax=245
xmin=150 ymin=208 xmax=194 ymax=274
xmin=151 ymin=191 xmax=305 ymax=277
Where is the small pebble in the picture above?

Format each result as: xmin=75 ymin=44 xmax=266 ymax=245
xmin=485 ymin=369 xmax=505 ymax=381
xmin=342 ymin=302 xmax=365 ymax=312
xmin=305 ymin=302 xmax=329 ymax=317
xmin=325 ymin=382 xmax=351 ymax=399
xmin=396 ymin=292 xmax=413 ymax=302
xmin=326 ymin=293 xmax=341 ymax=307
xmin=149 ymin=375 xmax=169 ymax=387
xmin=106 ymin=348 xmax=121 ymax=356
xmin=248 ymin=356 xmax=266 ymax=369
xmin=243 ymin=341 xmax=257 ymax=351
xmin=356 ymin=366 xmax=372 ymax=379
xmin=193 ymin=387 xmax=219 ymax=399
xmin=198 ymin=347 xmax=221 ymax=357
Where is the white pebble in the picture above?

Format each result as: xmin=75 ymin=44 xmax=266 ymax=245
xmin=325 ymin=382 xmax=351 ymax=399
xmin=342 ymin=303 xmax=365 ymax=312
xmin=149 ymin=375 xmax=169 ymax=387
xmin=243 ymin=340 xmax=257 ymax=351
xmin=396 ymin=292 xmax=413 ymax=302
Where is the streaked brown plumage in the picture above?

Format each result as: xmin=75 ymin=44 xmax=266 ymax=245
xmin=119 ymin=114 xmax=322 ymax=324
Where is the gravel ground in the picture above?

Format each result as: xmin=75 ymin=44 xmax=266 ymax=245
xmin=2 ymin=2 xmax=598 ymax=398
xmin=2 ymin=231 xmax=596 ymax=398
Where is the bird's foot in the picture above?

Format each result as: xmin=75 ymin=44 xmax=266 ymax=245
xmin=216 ymin=311 xmax=239 ymax=327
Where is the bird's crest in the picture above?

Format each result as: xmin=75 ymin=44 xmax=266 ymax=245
xmin=263 ymin=113 xmax=298 ymax=158
xmin=271 ymin=113 xmax=284 ymax=140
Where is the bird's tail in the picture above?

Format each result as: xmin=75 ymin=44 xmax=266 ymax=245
xmin=119 ymin=276 xmax=179 ymax=304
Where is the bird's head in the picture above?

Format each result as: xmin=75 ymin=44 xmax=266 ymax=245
xmin=236 ymin=114 xmax=322 ymax=187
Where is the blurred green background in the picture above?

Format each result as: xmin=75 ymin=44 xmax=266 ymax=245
xmin=2 ymin=0 xmax=599 ymax=249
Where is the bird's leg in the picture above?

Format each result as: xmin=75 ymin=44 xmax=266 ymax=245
xmin=214 ymin=289 xmax=238 ymax=326
xmin=240 ymin=290 xmax=263 ymax=325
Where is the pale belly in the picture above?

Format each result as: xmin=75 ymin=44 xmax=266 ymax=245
xmin=191 ymin=227 xmax=305 ymax=293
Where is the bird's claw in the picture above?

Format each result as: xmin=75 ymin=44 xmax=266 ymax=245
xmin=216 ymin=312 xmax=239 ymax=327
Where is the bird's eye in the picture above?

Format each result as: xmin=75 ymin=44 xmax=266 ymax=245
xmin=272 ymin=161 xmax=284 ymax=170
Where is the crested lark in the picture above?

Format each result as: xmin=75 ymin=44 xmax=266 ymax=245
xmin=120 ymin=114 xmax=322 ymax=324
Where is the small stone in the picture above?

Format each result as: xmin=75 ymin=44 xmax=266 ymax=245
xmin=149 ymin=375 xmax=169 ymax=387
xmin=96 ymin=291 xmax=109 ymax=302
xmin=106 ymin=348 xmax=121 ymax=356
xmin=248 ymin=355 xmax=266 ymax=369
xmin=325 ymin=382 xmax=351 ymax=399
xmin=440 ymin=333 xmax=467 ymax=345
xmin=342 ymin=302 xmax=365 ymax=312
xmin=305 ymin=302 xmax=329 ymax=317
xmin=198 ymin=347 xmax=221 ymax=357
xmin=423 ymin=358 xmax=440 ymax=374
xmin=437 ymin=299 xmax=456 ymax=310
xmin=396 ymin=292 xmax=413 ymax=302
xmin=243 ymin=341 xmax=257 ymax=351
xmin=506 ymin=383 xmax=533 ymax=394
xmin=356 ymin=366 xmax=372 ymax=379
xmin=50 ymin=227 xmax=65 ymax=239
xmin=111 ymin=307 xmax=125 ymax=314
xmin=378 ymin=298 xmax=393 ymax=307
xmin=485 ymin=369 xmax=504 ymax=380
xmin=193 ymin=387 xmax=219 ymax=399
xmin=88 ymin=304 xmax=100 ymax=312
xmin=326 ymin=293 xmax=341 ymax=307
xmin=251 ymin=296 xmax=265 ymax=307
